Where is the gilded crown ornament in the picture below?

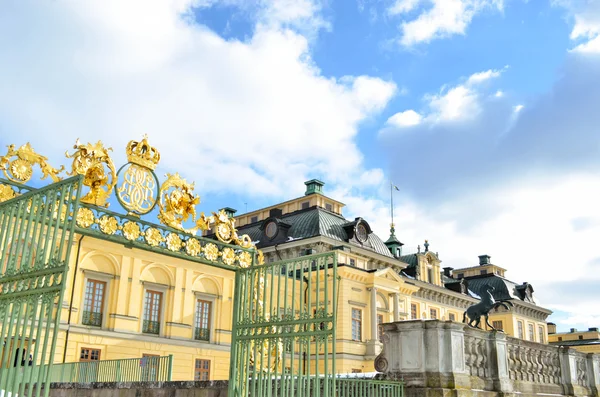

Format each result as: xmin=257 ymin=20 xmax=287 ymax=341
xmin=0 ymin=143 xmax=64 ymax=183
xmin=65 ymin=139 xmax=116 ymax=207
xmin=117 ymin=135 xmax=160 ymax=215
xmin=125 ymin=135 xmax=160 ymax=170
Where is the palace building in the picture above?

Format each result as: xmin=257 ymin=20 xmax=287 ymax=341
xmin=548 ymin=325 xmax=600 ymax=354
xmin=0 ymin=138 xmax=552 ymax=382
xmin=233 ymin=179 xmax=553 ymax=372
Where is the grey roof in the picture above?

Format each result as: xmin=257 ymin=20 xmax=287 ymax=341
xmin=399 ymin=253 xmax=417 ymax=267
xmin=466 ymin=274 xmax=533 ymax=303
xmin=237 ymin=207 xmax=393 ymax=258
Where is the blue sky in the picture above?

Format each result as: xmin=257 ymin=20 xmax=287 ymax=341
xmin=1 ymin=0 xmax=600 ymax=331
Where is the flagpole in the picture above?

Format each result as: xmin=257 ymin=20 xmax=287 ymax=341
xmin=390 ymin=182 xmax=394 ymax=228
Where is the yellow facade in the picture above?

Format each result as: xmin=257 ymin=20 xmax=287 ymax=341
xmin=548 ymin=327 xmax=600 ymax=354
xmin=56 ymin=236 xmax=236 ymax=381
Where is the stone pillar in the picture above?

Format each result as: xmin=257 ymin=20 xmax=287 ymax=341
xmin=586 ymin=353 xmax=600 ymax=397
xmin=365 ymin=287 xmax=381 ymax=358
xmin=370 ymin=287 xmax=378 ymax=341
xmin=393 ymin=293 xmax=400 ymax=321
xmin=490 ymin=331 xmax=513 ymax=393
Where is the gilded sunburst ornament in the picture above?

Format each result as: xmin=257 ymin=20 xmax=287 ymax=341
xmin=203 ymin=243 xmax=219 ymax=261
xmin=122 ymin=221 xmax=141 ymax=241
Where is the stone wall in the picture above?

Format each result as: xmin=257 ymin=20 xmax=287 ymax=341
xmin=47 ymin=381 xmax=229 ymax=397
xmin=374 ymin=320 xmax=600 ymax=397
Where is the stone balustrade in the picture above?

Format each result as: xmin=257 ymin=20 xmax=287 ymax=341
xmin=374 ymin=320 xmax=600 ymax=397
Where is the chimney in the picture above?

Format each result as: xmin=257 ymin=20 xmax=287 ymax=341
xmin=220 ymin=207 xmax=237 ymax=218
xmin=478 ymin=255 xmax=491 ymax=265
xmin=589 ymin=327 xmax=599 ymax=332
xmin=570 ymin=328 xmax=577 ymax=333
xmin=304 ymin=179 xmax=325 ymax=196
xmin=443 ymin=267 xmax=454 ymax=278
xmin=547 ymin=322 xmax=556 ymax=334
xmin=269 ymin=208 xmax=283 ymax=218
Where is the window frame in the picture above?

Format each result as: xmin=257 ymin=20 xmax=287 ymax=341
xmin=538 ymin=326 xmax=545 ymax=343
xmin=193 ymin=292 xmax=217 ymax=342
xmin=448 ymin=313 xmax=456 ymax=322
xmin=411 ymin=303 xmax=418 ymax=320
xmin=351 ymin=308 xmax=362 ymax=342
xmin=492 ymin=320 xmax=503 ymax=330
xmin=528 ymin=323 xmax=535 ymax=341
xmin=142 ymin=286 xmax=165 ymax=336
xmin=82 ymin=279 xmax=107 ymax=327
xmin=195 ymin=359 xmax=211 ymax=381
xmin=429 ymin=308 xmax=438 ymax=320
xmin=81 ymin=270 xmax=114 ymax=328
xmin=79 ymin=347 xmax=101 ymax=362
xmin=377 ymin=314 xmax=384 ymax=342
xmin=517 ymin=321 xmax=524 ymax=339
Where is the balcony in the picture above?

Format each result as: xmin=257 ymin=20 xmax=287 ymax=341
xmin=195 ymin=327 xmax=210 ymax=341
xmin=82 ymin=310 xmax=103 ymax=327
xmin=143 ymin=320 xmax=160 ymax=335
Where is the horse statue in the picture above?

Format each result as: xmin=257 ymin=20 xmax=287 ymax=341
xmin=463 ymin=285 xmax=514 ymax=331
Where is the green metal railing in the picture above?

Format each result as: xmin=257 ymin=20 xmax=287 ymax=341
xmin=195 ymin=327 xmax=210 ymax=341
xmin=337 ymin=377 xmax=404 ymax=397
xmin=142 ymin=320 xmax=160 ymax=335
xmin=82 ymin=310 xmax=102 ymax=327
xmin=0 ymin=176 xmax=83 ymax=397
xmin=229 ymin=252 xmax=338 ymax=397
xmin=15 ymin=355 xmax=173 ymax=384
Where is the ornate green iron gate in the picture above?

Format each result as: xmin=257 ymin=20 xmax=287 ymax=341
xmin=229 ymin=252 xmax=338 ymax=397
xmin=0 ymin=176 xmax=82 ymax=397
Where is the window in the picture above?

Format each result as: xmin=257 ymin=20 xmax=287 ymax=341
xmin=377 ymin=314 xmax=384 ymax=342
xmin=528 ymin=324 xmax=535 ymax=341
xmin=449 ymin=313 xmax=456 ymax=322
xmin=429 ymin=308 xmax=438 ymax=320
xmin=195 ymin=299 xmax=212 ymax=341
xmin=195 ymin=359 xmax=211 ymax=381
xmin=83 ymin=279 xmax=106 ymax=327
xmin=457 ymin=273 xmax=464 ymax=279
xmin=539 ymin=326 xmax=545 ymax=343
xmin=517 ymin=321 xmax=524 ymax=339
xmin=349 ymin=258 xmax=356 ymax=267
xmin=480 ymin=269 xmax=487 ymax=275
xmin=143 ymin=290 xmax=162 ymax=334
xmin=141 ymin=354 xmax=160 ymax=381
xmin=351 ymin=369 xmax=362 ymax=373
xmin=427 ymin=268 xmax=434 ymax=284
xmin=301 ymin=201 xmax=310 ymax=210
xmin=411 ymin=303 xmax=418 ymax=320
xmin=80 ymin=348 xmax=101 ymax=362
xmin=325 ymin=203 xmax=333 ymax=211
xmin=250 ymin=216 xmax=258 ymax=223
xmin=579 ymin=335 xmax=584 ymax=340
xmin=351 ymin=308 xmax=362 ymax=341
xmin=558 ymin=337 xmax=563 ymax=342
xmin=492 ymin=320 xmax=503 ymax=330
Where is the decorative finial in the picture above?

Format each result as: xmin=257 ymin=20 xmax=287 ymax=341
xmin=417 ymin=244 xmax=421 ymax=253
xmin=125 ymin=135 xmax=160 ymax=170
xmin=65 ymin=140 xmax=116 ymax=207
xmin=424 ymin=240 xmax=429 ymax=252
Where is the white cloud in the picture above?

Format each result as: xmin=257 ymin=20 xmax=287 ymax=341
xmin=466 ymin=68 xmax=503 ymax=85
xmin=390 ymin=0 xmax=504 ymax=47
xmin=513 ymin=104 xmax=524 ymax=113
xmin=555 ymin=0 xmax=600 ymax=54
xmin=383 ymin=68 xmax=505 ymax=128
xmin=387 ymin=109 xmax=423 ymax=127
xmin=494 ymin=90 xmax=504 ymax=97
xmin=0 ymin=0 xmax=395 ymax=199
xmin=388 ymin=0 xmax=422 ymax=15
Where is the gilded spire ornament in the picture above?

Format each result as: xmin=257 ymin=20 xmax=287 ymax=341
xmin=116 ymin=135 xmax=160 ymax=215
xmin=0 ymin=143 xmax=64 ymax=183
xmin=65 ymin=139 xmax=116 ymax=207
xmin=157 ymin=173 xmax=203 ymax=234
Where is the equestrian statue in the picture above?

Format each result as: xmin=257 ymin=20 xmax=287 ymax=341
xmin=463 ymin=285 xmax=514 ymax=331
